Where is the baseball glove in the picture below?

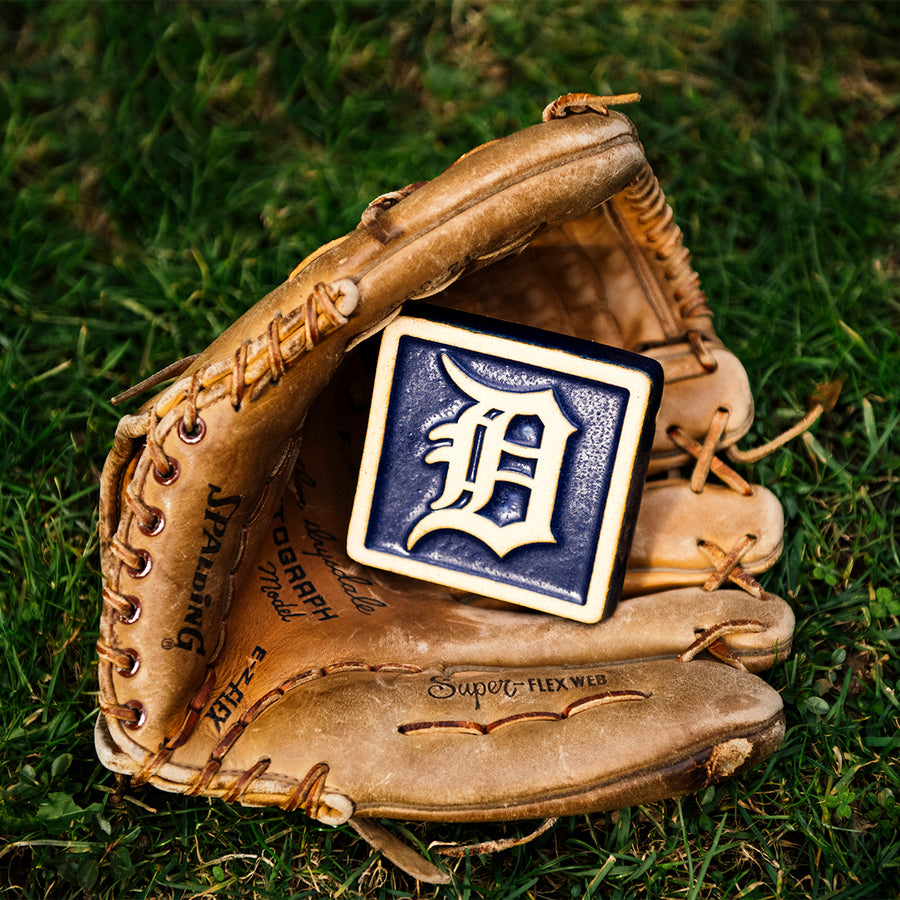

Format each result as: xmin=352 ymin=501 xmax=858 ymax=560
xmin=96 ymin=95 xmax=824 ymax=883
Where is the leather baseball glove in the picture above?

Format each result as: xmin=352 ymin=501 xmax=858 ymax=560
xmin=96 ymin=95 xmax=824 ymax=883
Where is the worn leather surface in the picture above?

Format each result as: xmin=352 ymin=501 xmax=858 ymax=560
xmin=97 ymin=99 xmax=793 ymax=882
xmin=97 ymin=655 xmax=784 ymax=818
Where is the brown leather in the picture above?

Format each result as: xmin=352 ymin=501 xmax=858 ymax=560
xmin=96 ymin=656 xmax=784 ymax=821
xmin=625 ymin=479 xmax=784 ymax=595
xmin=96 ymin=98 xmax=793 ymax=883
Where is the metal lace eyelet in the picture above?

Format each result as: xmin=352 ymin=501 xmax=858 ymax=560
xmin=128 ymin=549 xmax=152 ymax=579
xmin=153 ymin=457 xmax=180 ymax=486
xmin=123 ymin=700 xmax=147 ymax=730
xmin=117 ymin=596 xmax=142 ymax=624
xmin=178 ymin=416 xmax=206 ymax=444
xmin=137 ymin=507 xmax=165 ymax=537
xmin=117 ymin=649 xmax=141 ymax=677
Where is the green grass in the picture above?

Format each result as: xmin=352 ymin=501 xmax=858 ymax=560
xmin=1 ymin=1 xmax=899 ymax=897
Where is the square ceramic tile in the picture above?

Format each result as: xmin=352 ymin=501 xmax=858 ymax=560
xmin=347 ymin=303 xmax=662 ymax=622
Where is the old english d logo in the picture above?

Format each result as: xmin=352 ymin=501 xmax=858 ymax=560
xmin=407 ymin=354 xmax=577 ymax=557
xmin=347 ymin=304 xmax=662 ymax=623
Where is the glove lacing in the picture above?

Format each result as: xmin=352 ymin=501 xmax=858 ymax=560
xmin=99 ymin=279 xmax=360 ymax=740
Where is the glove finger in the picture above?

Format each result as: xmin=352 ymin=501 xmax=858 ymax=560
xmin=626 ymin=478 xmax=782 ymax=597
xmin=97 ymin=657 xmax=784 ymax=829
